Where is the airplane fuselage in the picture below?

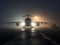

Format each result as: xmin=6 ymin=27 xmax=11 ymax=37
xmin=25 ymin=17 xmax=31 ymax=26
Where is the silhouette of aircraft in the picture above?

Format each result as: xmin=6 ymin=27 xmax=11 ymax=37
xmin=4 ymin=15 xmax=50 ymax=29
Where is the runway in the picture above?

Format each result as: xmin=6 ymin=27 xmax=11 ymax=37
xmin=2 ymin=29 xmax=60 ymax=45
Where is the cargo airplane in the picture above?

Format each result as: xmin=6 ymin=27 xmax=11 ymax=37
xmin=6 ymin=15 xmax=49 ymax=30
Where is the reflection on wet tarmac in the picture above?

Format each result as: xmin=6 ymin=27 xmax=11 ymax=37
xmin=2 ymin=29 xmax=60 ymax=45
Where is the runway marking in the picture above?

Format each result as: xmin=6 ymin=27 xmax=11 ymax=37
xmin=40 ymin=33 xmax=60 ymax=45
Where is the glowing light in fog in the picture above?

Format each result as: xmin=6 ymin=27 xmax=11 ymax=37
xmin=31 ymin=28 xmax=35 ymax=32
xmin=34 ymin=16 xmax=39 ymax=19
xmin=31 ymin=22 xmax=36 ymax=26
xmin=20 ymin=22 xmax=25 ymax=26
xmin=32 ymin=15 xmax=46 ymax=22
xmin=21 ymin=28 xmax=25 ymax=31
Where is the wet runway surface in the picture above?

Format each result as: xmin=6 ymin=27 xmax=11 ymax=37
xmin=1 ymin=29 xmax=60 ymax=45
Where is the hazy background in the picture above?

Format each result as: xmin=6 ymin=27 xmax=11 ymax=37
xmin=0 ymin=0 xmax=60 ymax=28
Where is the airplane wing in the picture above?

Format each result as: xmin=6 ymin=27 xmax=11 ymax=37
xmin=6 ymin=22 xmax=21 ymax=26
xmin=35 ymin=22 xmax=50 ymax=26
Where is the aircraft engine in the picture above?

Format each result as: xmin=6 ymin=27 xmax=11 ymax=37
xmin=36 ymin=22 xmax=40 ymax=26
xmin=16 ymin=22 xmax=19 ymax=26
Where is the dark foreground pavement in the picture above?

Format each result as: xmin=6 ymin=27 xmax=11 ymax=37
xmin=2 ymin=29 xmax=60 ymax=45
